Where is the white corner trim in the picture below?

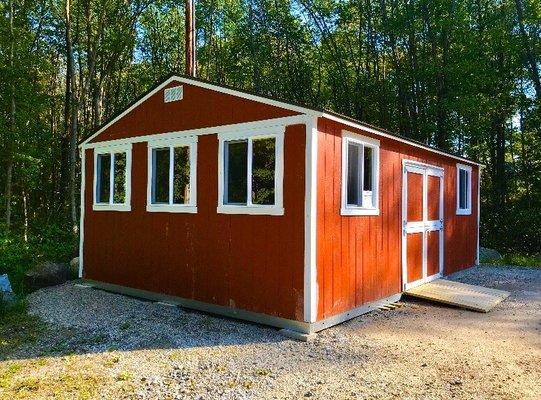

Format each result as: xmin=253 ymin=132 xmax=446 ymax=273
xmin=217 ymin=127 xmax=285 ymax=216
xmin=92 ymin=143 xmax=132 ymax=212
xmin=304 ymin=117 xmax=318 ymax=323
xmin=78 ymin=148 xmax=86 ymax=278
xmin=456 ymin=163 xmax=473 ymax=215
xmin=323 ymin=112 xmax=483 ymax=167
xmin=340 ymin=130 xmax=380 ymax=216
xmin=476 ymin=167 xmax=481 ymax=264
xmin=146 ymin=136 xmax=198 ymax=213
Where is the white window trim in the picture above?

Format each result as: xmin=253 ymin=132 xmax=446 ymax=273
xmin=92 ymin=143 xmax=132 ymax=212
xmin=217 ymin=127 xmax=285 ymax=216
xmin=146 ymin=136 xmax=198 ymax=213
xmin=456 ymin=163 xmax=472 ymax=215
xmin=340 ymin=130 xmax=380 ymax=216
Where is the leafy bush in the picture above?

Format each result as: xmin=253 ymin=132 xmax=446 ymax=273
xmin=0 ymin=222 xmax=75 ymax=296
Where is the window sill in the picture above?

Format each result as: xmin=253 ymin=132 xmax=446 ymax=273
xmin=217 ymin=205 xmax=284 ymax=216
xmin=456 ymin=208 xmax=472 ymax=216
xmin=93 ymin=204 xmax=131 ymax=212
xmin=146 ymin=204 xmax=197 ymax=214
xmin=340 ymin=207 xmax=380 ymax=216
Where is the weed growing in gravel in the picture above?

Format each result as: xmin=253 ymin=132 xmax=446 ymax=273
xmin=0 ymin=363 xmax=22 ymax=388
xmin=116 ymin=371 xmax=133 ymax=382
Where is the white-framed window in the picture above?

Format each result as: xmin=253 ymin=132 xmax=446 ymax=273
xmin=217 ymin=127 xmax=284 ymax=215
xmin=341 ymin=131 xmax=380 ymax=216
xmin=147 ymin=136 xmax=197 ymax=213
xmin=93 ymin=143 xmax=132 ymax=212
xmin=456 ymin=163 xmax=472 ymax=215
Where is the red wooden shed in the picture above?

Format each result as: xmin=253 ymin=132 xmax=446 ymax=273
xmin=79 ymin=74 xmax=481 ymax=334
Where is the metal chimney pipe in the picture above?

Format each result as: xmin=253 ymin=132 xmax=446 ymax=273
xmin=185 ymin=0 xmax=196 ymax=76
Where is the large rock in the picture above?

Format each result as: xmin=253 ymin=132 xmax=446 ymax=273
xmin=24 ymin=261 xmax=70 ymax=292
xmin=479 ymin=247 xmax=502 ymax=262
xmin=0 ymin=274 xmax=16 ymax=308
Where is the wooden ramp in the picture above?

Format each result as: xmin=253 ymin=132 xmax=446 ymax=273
xmin=405 ymin=279 xmax=510 ymax=312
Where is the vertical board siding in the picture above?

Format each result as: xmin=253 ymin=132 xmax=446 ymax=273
xmin=84 ymin=124 xmax=306 ymax=321
xmin=316 ymin=118 xmax=479 ymax=320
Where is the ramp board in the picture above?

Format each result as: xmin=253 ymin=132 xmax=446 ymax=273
xmin=405 ymin=279 xmax=510 ymax=312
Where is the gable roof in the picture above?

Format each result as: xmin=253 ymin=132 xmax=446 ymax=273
xmin=80 ymin=72 xmax=482 ymax=166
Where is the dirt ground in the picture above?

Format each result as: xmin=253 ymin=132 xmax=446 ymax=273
xmin=1 ymin=265 xmax=539 ymax=399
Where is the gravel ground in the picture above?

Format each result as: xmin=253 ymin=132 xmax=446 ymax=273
xmin=2 ymin=265 xmax=539 ymax=399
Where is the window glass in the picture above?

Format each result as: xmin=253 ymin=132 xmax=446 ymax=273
xmin=152 ymin=148 xmax=170 ymax=204
xmin=252 ymin=138 xmax=276 ymax=205
xmin=225 ymin=141 xmax=248 ymax=204
xmin=97 ymin=153 xmax=111 ymax=203
xmin=347 ymin=143 xmax=361 ymax=206
xmin=173 ymin=146 xmax=190 ymax=204
xmin=363 ymin=146 xmax=373 ymax=191
xmin=459 ymin=169 xmax=469 ymax=209
xmin=113 ymin=152 xmax=126 ymax=204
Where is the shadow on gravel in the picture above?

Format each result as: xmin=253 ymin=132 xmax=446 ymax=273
xmin=1 ymin=284 xmax=288 ymax=362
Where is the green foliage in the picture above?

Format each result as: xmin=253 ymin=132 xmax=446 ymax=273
xmin=0 ymin=300 xmax=46 ymax=358
xmin=0 ymin=0 xmax=539 ymax=264
xmin=0 ymin=222 xmax=75 ymax=296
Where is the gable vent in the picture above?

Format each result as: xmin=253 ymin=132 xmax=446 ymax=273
xmin=164 ymin=85 xmax=183 ymax=103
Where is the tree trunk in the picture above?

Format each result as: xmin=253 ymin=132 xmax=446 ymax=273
xmin=515 ymin=0 xmax=540 ymax=101
xmin=65 ymin=0 xmax=79 ymax=235
xmin=5 ymin=0 xmax=15 ymax=232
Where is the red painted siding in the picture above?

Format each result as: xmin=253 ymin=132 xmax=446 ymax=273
xmin=316 ymin=118 xmax=479 ymax=320
xmin=83 ymin=84 xmax=306 ymax=320
xmin=89 ymin=80 xmax=298 ymax=144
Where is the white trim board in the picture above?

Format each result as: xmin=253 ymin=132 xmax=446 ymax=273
xmin=80 ymin=76 xmax=320 ymax=146
xmin=81 ymin=115 xmax=312 ymax=150
xmin=304 ymin=117 xmax=318 ymax=323
xmin=79 ymin=74 xmax=481 ymax=169
xmin=322 ymin=113 xmax=483 ymax=167
xmin=78 ymin=148 xmax=86 ymax=278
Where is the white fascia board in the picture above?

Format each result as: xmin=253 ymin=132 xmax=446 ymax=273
xmin=80 ymin=76 xmax=320 ymax=147
xmin=322 ymin=113 xmax=483 ymax=167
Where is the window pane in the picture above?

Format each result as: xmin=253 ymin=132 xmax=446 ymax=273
xmin=252 ymin=138 xmax=276 ymax=205
xmin=152 ymin=148 xmax=170 ymax=204
xmin=173 ymin=146 xmax=190 ymax=204
xmin=347 ymin=143 xmax=361 ymax=206
xmin=96 ymin=153 xmax=110 ymax=203
xmin=459 ymin=169 xmax=467 ymax=209
xmin=113 ymin=152 xmax=126 ymax=204
xmin=363 ymin=146 xmax=373 ymax=191
xmin=225 ymin=141 xmax=247 ymax=204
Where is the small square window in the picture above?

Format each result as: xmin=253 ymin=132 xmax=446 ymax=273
xmin=341 ymin=131 xmax=380 ymax=216
xmin=456 ymin=164 xmax=472 ymax=215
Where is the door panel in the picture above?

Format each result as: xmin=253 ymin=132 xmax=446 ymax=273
xmin=426 ymin=230 xmax=440 ymax=277
xmin=407 ymin=173 xmax=424 ymax=222
xmin=402 ymin=162 xmax=444 ymax=291
xmin=407 ymin=233 xmax=424 ymax=283
xmin=427 ymin=175 xmax=440 ymax=221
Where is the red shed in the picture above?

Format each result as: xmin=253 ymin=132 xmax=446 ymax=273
xmin=79 ymin=74 xmax=481 ymax=334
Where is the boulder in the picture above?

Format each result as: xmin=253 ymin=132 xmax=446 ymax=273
xmin=69 ymin=257 xmax=80 ymax=278
xmin=0 ymin=274 xmax=16 ymax=308
xmin=24 ymin=261 xmax=70 ymax=292
xmin=479 ymin=247 xmax=502 ymax=263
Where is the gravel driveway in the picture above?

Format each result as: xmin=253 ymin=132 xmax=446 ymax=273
xmin=2 ymin=265 xmax=540 ymax=399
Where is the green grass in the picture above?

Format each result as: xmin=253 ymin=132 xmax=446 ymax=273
xmin=0 ymin=301 xmax=46 ymax=358
xmin=481 ymin=253 xmax=541 ymax=268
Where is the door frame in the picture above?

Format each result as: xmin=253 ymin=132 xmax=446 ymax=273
xmin=401 ymin=160 xmax=445 ymax=291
